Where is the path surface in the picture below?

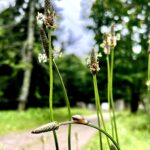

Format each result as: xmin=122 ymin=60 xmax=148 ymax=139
xmin=0 ymin=113 xmax=109 ymax=150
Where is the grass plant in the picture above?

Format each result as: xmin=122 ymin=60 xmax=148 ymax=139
xmin=87 ymin=49 xmax=110 ymax=149
xmin=100 ymin=24 xmax=119 ymax=145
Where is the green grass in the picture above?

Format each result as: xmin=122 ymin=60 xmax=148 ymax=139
xmin=0 ymin=107 xmax=94 ymax=135
xmin=85 ymin=111 xmax=150 ymax=150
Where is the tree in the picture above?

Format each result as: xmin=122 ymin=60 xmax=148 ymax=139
xmin=17 ymin=0 xmax=35 ymax=110
xmin=89 ymin=0 xmax=150 ymax=112
xmin=0 ymin=0 xmax=41 ymax=109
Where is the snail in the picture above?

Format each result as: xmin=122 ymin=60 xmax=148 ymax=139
xmin=72 ymin=115 xmax=89 ymax=124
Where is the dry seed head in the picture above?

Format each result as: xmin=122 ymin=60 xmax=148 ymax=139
xmin=90 ymin=48 xmax=97 ymax=64
xmin=44 ymin=0 xmax=56 ymax=29
xmin=87 ymin=49 xmax=100 ymax=74
xmin=44 ymin=12 xmax=55 ymax=29
xmin=40 ymin=28 xmax=49 ymax=57
xmin=31 ymin=122 xmax=59 ymax=134
xmin=44 ymin=0 xmax=53 ymax=16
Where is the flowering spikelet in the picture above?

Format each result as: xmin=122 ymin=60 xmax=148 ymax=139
xmin=100 ymin=24 xmax=119 ymax=54
xmin=87 ymin=49 xmax=100 ymax=74
xmin=44 ymin=0 xmax=53 ymax=16
xmin=40 ymin=28 xmax=49 ymax=57
xmin=100 ymin=34 xmax=111 ymax=55
xmin=44 ymin=0 xmax=55 ymax=29
xmin=31 ymin=122 xmax=59 ymax=134
xmin=90 ymin=48 xmax=97 ymax=65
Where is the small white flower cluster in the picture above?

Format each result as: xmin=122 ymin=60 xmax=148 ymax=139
xmin=36 ymin=11 xmax=56 ymax=29
xmin=38 ymin=53 xmax=48 ymax=63
xmin=36 ymin=12 xmax=45 ymax=28
xmin=100 ymin=25 xmax=120 ymax=55
xmin=53 ymin=49 xmax=62 ymax=59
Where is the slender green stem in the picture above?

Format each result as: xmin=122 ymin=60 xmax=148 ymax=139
xmin=110 ymin=48 xmax=119 ymax=145
xmin=106 ymin=55 xmax=114 ymax=138
xmin=93 ymin=75 xmax=110 ymax=148
xmin=53 ymin=60 xmax=72 ymax=150
xmin=60 ymin=121 xmax=120 ymax=150
xmin=148 ymin=54 xmax=150 ymax=93
xmin=93 ymin=75 xmax=103 ymax=150
xmin=48 ymin=30 xmax=59 ymax=150
xmin=148 ymin=54 xmax=150 ymax=131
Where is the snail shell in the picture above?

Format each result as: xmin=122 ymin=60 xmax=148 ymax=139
xmin=72 ymin=115 xmax=89 ymax=124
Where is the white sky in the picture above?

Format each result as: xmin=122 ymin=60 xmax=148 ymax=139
xmin=54 ymin=0 xmax=95 ymax=57
xmin=0 ymin=0 xmax=15 ymax=10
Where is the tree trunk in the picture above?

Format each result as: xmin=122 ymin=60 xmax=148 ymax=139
xmin=18 ymin=0 xmax=35 ymax=111
xmin=130 ymin=91 xmax=139 ymax=113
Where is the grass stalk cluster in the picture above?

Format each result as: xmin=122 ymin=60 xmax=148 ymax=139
xmin=110 ymin=49 xmax=119 ymax=145
xmin=36 ymin=1 xmax=121 ymax=149
xmin=36 ymin=0 xmax=72 ymax=149
xmin=101 ymin=25 xmax=120 ymax=146
xmin=93 ymin=75 xmax=110 ymax=149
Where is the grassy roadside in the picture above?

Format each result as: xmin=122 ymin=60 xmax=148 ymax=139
xmin=85 ymin=111 xmax=150 ymax=150
xmin=0 ymin=107 xmax=94 ymax=135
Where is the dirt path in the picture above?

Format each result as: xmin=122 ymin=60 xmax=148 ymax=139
xmin=0 ymin=113 xmax=109 ymax=150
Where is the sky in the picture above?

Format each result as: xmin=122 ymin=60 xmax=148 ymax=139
xmin=0 ymin=0 xmax=148 ymax=57
xmin=0 ymin=0 xmax=15 ymax=10
xmin=0 ymin=0 xmax=95 ymax=57
xmin=53 ymin=0 xmax=95 ymax=57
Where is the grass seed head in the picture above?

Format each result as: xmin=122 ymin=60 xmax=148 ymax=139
xmin=31 ymin=122 xmax=59 ymax=134
xmin=44 ymin=0 xmax=56 ymax=29
xmin=87 ymin=49 xmax=100 ymax=74
xmin=40 ymin=28 xmax=49 ymax=57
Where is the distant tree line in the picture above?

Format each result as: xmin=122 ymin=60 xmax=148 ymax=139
xmin=0 ymin=0 xmax=149 ymax=113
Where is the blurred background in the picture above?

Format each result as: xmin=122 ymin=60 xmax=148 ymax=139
xmin=0 ymin=0 xmax=150 ymax=150
xmin=0 ymin=0 xmax=149 ymax=111
xmin=0 ymin=0 xmax=150 ymax=149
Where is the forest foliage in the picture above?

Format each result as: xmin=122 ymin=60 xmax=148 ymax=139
xmin=0 ymin=0 xmax=149 ymax=111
